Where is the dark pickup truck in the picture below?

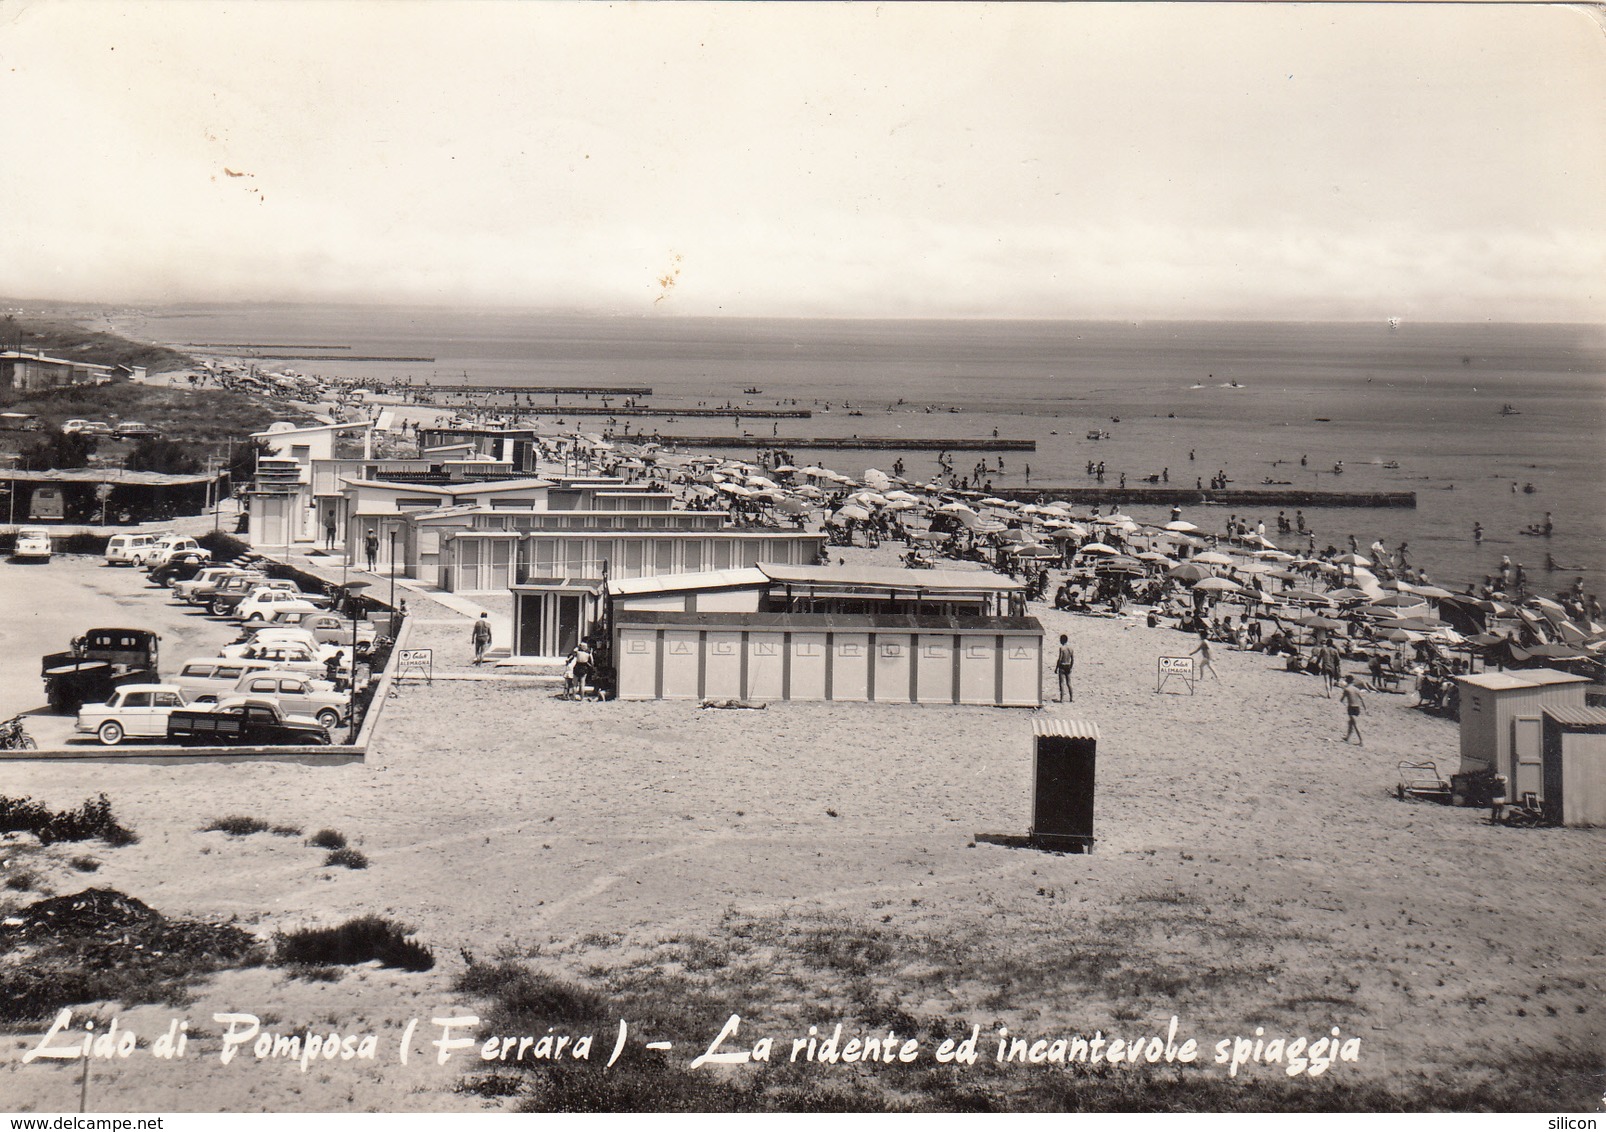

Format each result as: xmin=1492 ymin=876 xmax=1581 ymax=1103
xmin=42 ymin=628 xmax=161 ymax=713
xmin=165 ymin=698 xmax=332 ymax=746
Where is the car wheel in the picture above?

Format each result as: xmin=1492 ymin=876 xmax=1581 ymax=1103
xmin=212 ymin=600 xmax=230 ymax=616
xmin=98 ymin=721 xmax=124 ymax=746
xmin=317 ymin=708 xmax=341 ymax=730
xmin=246 ymin=612 xmax=264 ymax=622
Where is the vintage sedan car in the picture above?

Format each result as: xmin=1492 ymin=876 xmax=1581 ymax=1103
xmin=13 ymin=527 xmax=52 ymax=561
xmin=139 ymin=536 xmax=211 ymax=570
xmin=234 ymin=587 xmax=326 ymax=623
xmin=264 ymin=610 xmax=377 ymax=648
xmin=222 ymin=670 xmax=349 ymax=730
xmin=75 ymin=683 xmax=191 ymax=746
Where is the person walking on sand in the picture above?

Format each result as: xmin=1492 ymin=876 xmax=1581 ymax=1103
xmin=1340 ymin=676 xmax=1366 ymax=745
xmin=1190 ymin=632 xmax=1219 ymax=682
xmin=1054 ymin=634 xmax=1075 ymax=702
xmin=364 ymin=529 xmax=379 ymax=571
xmin=471 ymin=612 xmax=492 ymax=665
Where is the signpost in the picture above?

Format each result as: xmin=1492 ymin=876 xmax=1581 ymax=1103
xmin=1156 ymin=655 xmax=1195 ymax=695
xmin=396 ymin=648 xmax=433 ymax=686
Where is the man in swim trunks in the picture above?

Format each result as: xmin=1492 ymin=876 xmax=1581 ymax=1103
xmin=1340 ymin=676 xmax=1366 ymax=745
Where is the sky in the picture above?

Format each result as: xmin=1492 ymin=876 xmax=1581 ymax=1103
xmin=2 ymin=1 xmax=1603 ymax=322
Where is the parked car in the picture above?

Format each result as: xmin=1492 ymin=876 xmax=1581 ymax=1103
xmin=105 ymin=533 xmax=161 ymax=566
xmin=60 ymin=419 xmax=91 ymax=434
xmin=114 ymin=421 xmax=160 ymax=439
xmin=13 ymin=527 xmax=52 ymax=561
xmin=148 ymin=552 xmax=211 ymax=588
xmin=263 ymin=610 xmax=376 ymax=648
xmin=234 ymin=587 xmax=327 ymax=623
xmin=78 ymin=421 xmax=115 ymax=436
xmin=166 ymin=698 xmax=331 ymax=747
xmin=209 ymin=576 xmax=306 ymax=617
xmin=75 ymin=684 xmax=191 ymax=746
xmin=222 ymin=670 xmax=349 ymax=730
xmin=172 ymin=655 xmax=302 ymax=701
xmin=139 ymin=536 xmax=211 ymax=570
xmin=175 ymin=568 xmax=263 ymax=606
xmin=221 ymin=638 xmax=340 ymax=672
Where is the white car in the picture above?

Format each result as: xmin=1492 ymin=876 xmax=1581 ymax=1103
xmin=75 ymin=684 xmax=191 ymax=746
xmin=13 ymin=527 xmax=52 ymax=561
xmin=140 ymin=536 xmax=211 ymax=570
xmin=221 ymin=634 xmax=342 ymax=669
xmin=106 ymin=533 xmax=161 ymax=566
xmin=235 ymin=587 xmax=325 ymax=623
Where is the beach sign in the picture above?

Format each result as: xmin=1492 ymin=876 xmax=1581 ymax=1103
xmin=1156 ymin=656 xmax=1195 ymax=695
xmin=396 ymin=648 xmax=433 ymax=685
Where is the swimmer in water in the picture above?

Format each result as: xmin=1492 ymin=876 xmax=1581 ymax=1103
xmin=1473 ymin=522 xmax=1484 ymax=543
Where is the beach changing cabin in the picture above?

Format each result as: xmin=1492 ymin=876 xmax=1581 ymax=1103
xmin=1454 ymin=668 xmax=1592 ymax=803
xmin=609 ymin=565 xmax=1041 ymax=706
xmin=1541 ymin=706 xmax=1606 ymax=826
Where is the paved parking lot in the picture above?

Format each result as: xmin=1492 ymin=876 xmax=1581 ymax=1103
xmin=0 ymin=553 xmax=243 ymax=748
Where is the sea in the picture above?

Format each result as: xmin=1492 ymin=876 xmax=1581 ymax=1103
xmin=111 ymin=306 xmax=1606 ymax=601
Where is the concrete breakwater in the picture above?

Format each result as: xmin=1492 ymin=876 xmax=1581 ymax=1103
xmin=414 ymin=384 xmax=653 ymax=397
xmin=619 ymin=435 xmax=1037 ymax=451
xmin=992 ymin=487 xmax=1416 ymax=508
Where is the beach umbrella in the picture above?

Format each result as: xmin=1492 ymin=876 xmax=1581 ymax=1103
xmin=835 ymin=503 xmax=872 ymax=522
xmin=1328 ymin=587 xmax=1372 ymax=603
xmin=1015 ymin=544 xmax=1060 ymax=559
xmin=864 ymin=468 xmax=892 ymax=490
xmin=1282 ymin=589 xmax=1335 ymax=605
xmin=886 ymin=499 xmax=917 ymax=512
xmin=1136 ymin=551 xmax=1175 ymax=564
xmin=980 ymin=497 xmax=1009 ymax=507
xmin=772 ymin=464 xmax=797 ymax=473
xmin=1193 ymin=551 xmax=1234 ymax=566
xmin=972 ymin=520 xmax=1007 ymax=534
xmin=1163 ymin=520 xmax=1199 ymax=532
xmin=1333 ymin=553 xmax=1372 ymax=567
xmin=996 ymin=528 xmax=1034 ymax=544
xmin=910 ymin=530 xmax=946 ymax=544
xmin=773 ymin=497 xmax=807 ymax=515
xmin=1413 ymin=585 xmax=1454 ymax=600
xmin=1381 ymin=628 xmax=1421 ymax=643
xmin=885 ymin=490 xmax=920 ymax=502
xmin=1078 ymin=542 xmax=1120 ymax=556
xmin=1168 ymin=562 xmax=1214 ymax=582
xmin=939 ymin=502 xmax=976 ymax=514
xmin=1371 ymin=592 xmax=1426 ymax=607
xmin=1194 ymin=576 xmax=1248 ymax=594
xmin=1298 ymin=614 xmax=1348 ymax=630
xmin=1040 ymin=503 xmax=1074 ymax=516
xmin=1384 ymin=616 xmax=1447 ymax=631
xmin=794 ymin=484 xmax=825 ymax=499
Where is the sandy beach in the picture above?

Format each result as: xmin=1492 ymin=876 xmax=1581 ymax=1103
xmin=2 ymin=532 xmax=1599 ymax=1111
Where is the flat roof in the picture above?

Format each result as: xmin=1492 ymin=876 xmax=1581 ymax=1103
xmin=1457 ymin=668 xmax=1592 ymax=691
xmin=452 ymin=527 xmax=818 ymax=540
xmin=614 ymin=610 xmax=1044 ymax=633
xmin=608 ymin=569 xmax=769 ymax=596
xmin=759 ymin=563 xmax=1024 ymax=594
xmin=0 ymin=468 xmax=220 ymax=486
xmin=251 ymin=420 xmax=375 ymax=438
xmin=340 ymin=476 xmax=552 ymax=494
xmin=1544 ymin=705 xmax=1606 ymax=727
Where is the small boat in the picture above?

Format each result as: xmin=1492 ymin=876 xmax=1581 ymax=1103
xmin=1262 ymin=478 xmax=1292 ymax=486
xmin=1383 ymin=461 xmax=1400 ymax=469
xmin=744 ymin=387 xmax=762 ymax=395
xmin=1501 ymin=404 xmax=1521 ymax=416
